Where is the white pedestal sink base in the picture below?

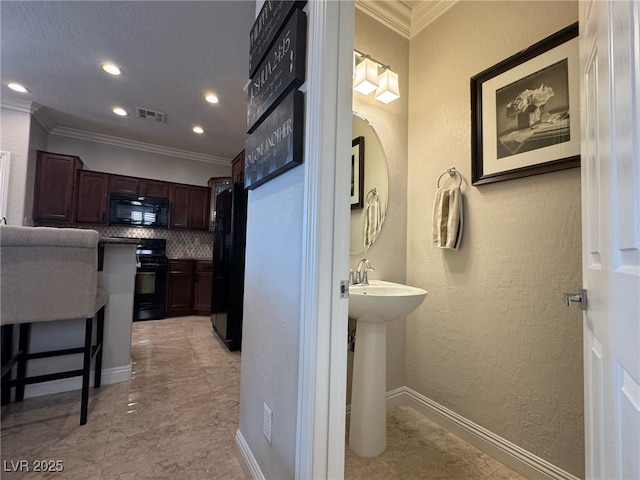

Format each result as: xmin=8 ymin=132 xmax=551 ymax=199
xmin=349 ymin=320 xmax=387 ymax=458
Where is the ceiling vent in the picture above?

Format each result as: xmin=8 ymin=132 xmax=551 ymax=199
xmin=136 ymin=107 xmax=166 ymax=123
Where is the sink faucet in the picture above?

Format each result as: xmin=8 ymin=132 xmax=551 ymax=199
xmin=353 ymin=258 xmax=374 ymax=285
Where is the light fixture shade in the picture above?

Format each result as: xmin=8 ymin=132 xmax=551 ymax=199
xmin=375 ymin=69 xmax=400 ymax=104
xmin=354 ymin=58 xmax=378 ymax=95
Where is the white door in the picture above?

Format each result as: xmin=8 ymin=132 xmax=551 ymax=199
xmin=580 ymin=1 xmax=640 ymax=478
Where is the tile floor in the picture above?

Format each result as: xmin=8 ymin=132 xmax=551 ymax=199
xmin=2 ymin=316 xmax=525 ymax=480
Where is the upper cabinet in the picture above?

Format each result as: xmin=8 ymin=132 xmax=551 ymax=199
xmin=76 ymin=171 xmax=108 ymax=224
xmin=140 ymin=179 xmax=169 ymax=198
xmin=33 ymin=151 xmax=84 ymax=223
xmin=231 ymin=150 xmax=245 ymax=184
xmin=32 ymin=150 xmax=213 ymax=230
xmin=108 ymin=175 xmax=169 ymax=198
xmin=108 ymin=175 xmax=139 ymax=195
xmin=170 ymin=184 xmax=210 ymax=230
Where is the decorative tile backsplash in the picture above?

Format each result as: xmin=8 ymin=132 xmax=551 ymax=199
xmin=46 ymin=224 xmax=213 ymax=259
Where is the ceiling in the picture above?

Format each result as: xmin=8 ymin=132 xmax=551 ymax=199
xmin=1 ymin=1 xmax=452 ymax=165
xmin=1 ymin=1 xmax=256 ymax=164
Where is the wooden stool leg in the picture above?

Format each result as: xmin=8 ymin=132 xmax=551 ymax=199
xmin=15 ymin=324 xmax=30 ymax=402
xmin=1 ymin=325 xmax=14 ymax=405
xmin=94 ymin=308 xmax=104 ymax=388
xmin=80 ymin=317 xmax=93 ymax=425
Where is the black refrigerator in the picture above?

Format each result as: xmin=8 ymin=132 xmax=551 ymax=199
xmin=211 ymin=182 xmax=248 ymax=351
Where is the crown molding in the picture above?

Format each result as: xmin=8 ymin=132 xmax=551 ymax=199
xmin=48 ymin=127 xmax=231 ymax=166
xmin=355 ymin=0 xmax=411 ymax=39
xmin=410 ymin=0 xmax=457 ymax=38
xmin=355 ymin=1 xmax=458 ymax=39
xmin=0 ymin=98 xmax=38 ymax=114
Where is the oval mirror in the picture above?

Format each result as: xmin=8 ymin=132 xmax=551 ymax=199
xmin=350 ymin=113 xmax=389 ymax=255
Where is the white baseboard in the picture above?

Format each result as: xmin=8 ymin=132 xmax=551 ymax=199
xmin=387 ymin=386 xmax=580 ymax=480
xmin=24 ymin=364 xmax=132 ymax=399
xmin=235 ymin=429 xmax=266 ymax=480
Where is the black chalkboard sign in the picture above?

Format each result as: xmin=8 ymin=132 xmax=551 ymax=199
xmin=245 ymin=89 xmax=304 ymax=190
xmin=247 ymin=8 xmax=307 ymax=133
xmin=249 ymin=0 xmax=306 ymax=78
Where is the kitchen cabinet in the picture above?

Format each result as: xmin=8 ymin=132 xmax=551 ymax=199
xmin=140 ymin=179 xmax=169 ymax=198
xmin=33 ymin=150 xmax=84 ymax=224
xmin=231 ymin=150 xmax=245 ymax=184
xmin=109 ymin=175 xmax=169 ymax=198
xmin=108 ymin=175 xmax=140 ymax=195
xmin=75 ymin=170 xmax=109 ymax=224
xmin=207 ymin=177 xmax=231 ymax=231
xmin=166 ymin=259 xmax=212 ymax=317
xmin=166 ymin=259 xmax=195 ymax=317
xmin=189 ymin=186 xmax=210 ymax=231
xmin=169 ymin=184 xmax=191 ymax=229
xmin=170 ymin=184 xmax=210 ymax=230
xmin=193 ymin=261 xmax=213 ymax=315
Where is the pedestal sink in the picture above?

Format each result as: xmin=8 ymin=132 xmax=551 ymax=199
xmin=348 ymin=280 xmax=427 ymax=458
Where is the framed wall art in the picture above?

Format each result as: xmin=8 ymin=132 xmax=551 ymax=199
xmin=351 ymin=136 xmax=365 ymax=209
xmin=471 ymin=23 xmax=580 ymax=185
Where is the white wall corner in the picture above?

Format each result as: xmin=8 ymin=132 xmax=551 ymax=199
xmin=387 ymin=387 xmax=581 ymax=480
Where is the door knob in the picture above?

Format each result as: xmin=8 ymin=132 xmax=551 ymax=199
xmin=563 ymin=289 xmax=587 ymax=310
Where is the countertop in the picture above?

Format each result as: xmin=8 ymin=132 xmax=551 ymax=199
xmin=99 ymin=237 xmax=140 ymax=245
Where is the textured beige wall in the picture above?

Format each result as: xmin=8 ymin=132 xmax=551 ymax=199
xmin=406 ymin=2 xmax=584 ymax=476
xmin=350 ymin=9 xmax=410 ymax=402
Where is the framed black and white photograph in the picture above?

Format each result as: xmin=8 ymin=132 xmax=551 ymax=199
xmin=471 ymin=23 xmax=580 ymax=185
xmin=351 ymin=136 xmax=365 ymax=209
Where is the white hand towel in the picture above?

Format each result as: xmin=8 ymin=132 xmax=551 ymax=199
xmin=432 ymin=187 xmax=463 ymax=250
xmin=363 ymin=190 xmax=383 ymax=251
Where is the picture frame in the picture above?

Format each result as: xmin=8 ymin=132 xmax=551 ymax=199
xmin=471 ymin=23 xmax=580 ymax=186
xmin=351 ymin=136 xmax=365 ymax=209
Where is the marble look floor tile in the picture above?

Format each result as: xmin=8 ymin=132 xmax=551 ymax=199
xmin=2 ymin=317 xmax=522 ymax=480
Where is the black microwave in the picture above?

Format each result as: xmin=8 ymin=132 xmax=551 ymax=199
xmin=108 ymin=193 xmax=169 ymax=228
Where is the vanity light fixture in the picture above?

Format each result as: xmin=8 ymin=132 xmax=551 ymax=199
xmin=102 ymin=63 xmax=122 ymax=76
xmin=205 ymin=94 xmax=219 ymax=104
xmin=353 ymin=50 xmax=400 ymax=104
xmin=353 ymin=57 xmax=379 ymax=95
xmin=375 ymin=69 xmax=400 ymax=104
xmin=112 ymin=107 xmax=128 ymax=116
xmin=7 ymin=82 xmax=29 ymax=93
xmin=192 ymin=126 xmax=205 ymax=134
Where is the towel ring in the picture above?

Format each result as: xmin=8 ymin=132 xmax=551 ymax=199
xmin=366 ymin=187 xmax=378 ymax=202
xmin=437 ymin=167 xmax=463 ymax=189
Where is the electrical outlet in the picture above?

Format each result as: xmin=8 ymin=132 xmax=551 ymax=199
xmin=263 ymin=403 xmax=272 ymax=444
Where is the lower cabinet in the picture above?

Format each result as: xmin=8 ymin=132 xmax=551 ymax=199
xmin=166 ymin=259 xmax=212 ymax=317
xmin=193 ymin=261 xmax=213 ymax=316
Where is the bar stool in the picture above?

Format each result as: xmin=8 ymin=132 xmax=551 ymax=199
xmin=0 ymin=226 xmax=107 ymax=425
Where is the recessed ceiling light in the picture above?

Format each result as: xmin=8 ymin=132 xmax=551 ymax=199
xmin=7 ymin=82 xmax=29 ymax=93
xmin=205 ymin=94 xmax=219 ymax=104
xmin=192 ymin=126 xmax=205 ymax=134
xmin=113 ymin=107 xmax=128 ymax=116
xmin=102 ymin=63 xmax=122 ymax=75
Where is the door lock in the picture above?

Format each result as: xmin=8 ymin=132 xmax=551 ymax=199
xmin=563 ymin=289 xmax=587 ymax=311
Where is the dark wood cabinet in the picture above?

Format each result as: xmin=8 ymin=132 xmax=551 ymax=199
xmin=166 ymin=259 xmax=212 ymax=317
xmin=108 ymin=175 xmax=139 ymax=195
xmin=140 ymin=179 xmax=169 ymax=198
xmin=189 ymin=186 xmax=210 ymax=231
xmin=169 ymin=184 xmax=191 ymax=229
xmin=193 ymin=261 xmax=213 ymax=315
xmin=207 ymin=177 xmax=231 ymax=231
xmin=231 ymin=150 xmax=245 ymax=184
xmin=166 ymin=260 xmax=195 ymax=317
xmin=170 ymin=184 xmax=210 ymax=230
xmin=33 ymin=151 xmax=84 ymax=224
xmin=75 ymin=171 xmax=108 ymax=224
